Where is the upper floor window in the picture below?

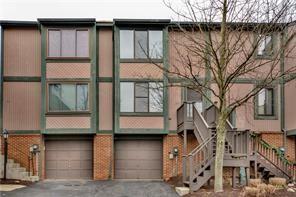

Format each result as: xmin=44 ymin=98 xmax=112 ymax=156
xmin=120 ymin=82 xmax=163 ymax=113
xmin=48 ymin=29 xmax=89 ymax=58
xmin=120 ymin=30 xmax=163 ymax=59
xmin=186 ymin=88 xmax=203 ymax=113
xmin=257 ymin=34 xmax=273 ymax=57
xmin=257 ymin=88 xmax=274 ymax=116
xmin=48 ymin=83 xmax=89 ymax=112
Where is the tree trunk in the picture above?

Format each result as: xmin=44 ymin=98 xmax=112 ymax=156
xmin=214 ymin=111 xmax=228 ymax=192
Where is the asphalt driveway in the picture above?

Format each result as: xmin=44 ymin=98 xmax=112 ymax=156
xmin=1 ymin=180 xmax=179 ymax=197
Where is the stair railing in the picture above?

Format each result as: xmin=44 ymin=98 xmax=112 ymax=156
xmin=188 ymin=132 xmax=216 ymax=186
xmin=252 ymin=136 xmax=296 ymax=180
xmin=7 ymin=142 xmax=34 ymax=176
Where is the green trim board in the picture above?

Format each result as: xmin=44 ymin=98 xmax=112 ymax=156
xmin=97 ymin=130 xmax=113 ymax=134
xmin=113 ymin=25 xmax=120 ymax=134
xmin=44 ymin=128 xmax=94 ymax=134
xmin=120 ymin=78 xmax=163 ymax=82
xmin=46 ymin=59 xmax=91 ymax=63
xmin=3 ymin=76 xmax=41 ymax=82
xmin=6 ymin=130 xmax=41 ymax=135
xmin=286 ymin=129 xmax=296 ymax=136
xmin=163 ymin=26 xmax=169 ymax=134
xmin=90 ymin=24 xmax=98 ymax=134
xmin=97 ymin=77 xmax=112 ymax=82
xmin=0 ymin=25 xmax=3 ymax=132
xmin=40 ymin=25 xmax=47 ymax=134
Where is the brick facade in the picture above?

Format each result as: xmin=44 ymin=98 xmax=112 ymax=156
xmin=163 ymin=134 xmax=183 ymax=180
xmin=93 ymin=134 xmax=113 ymax=180
xmin=1 ymin=135 xmax=42 ymax=175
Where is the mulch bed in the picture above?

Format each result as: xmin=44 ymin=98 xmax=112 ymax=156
xmin=0 ymin=178 xmax=33 ymax=186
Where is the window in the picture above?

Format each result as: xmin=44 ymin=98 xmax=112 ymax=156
xmin=186 ymin=88 xmax=203 ymax=113
xmin=48 ymin=83 xmax=89 ymax=112
xmin=120 ymin=82 xmax=163 ymax=113
xmin=257 ymin=88 xmax=274 ymax=116
xmin=257 ymin=34 xmax=273 ymax=56
xmin=48 ymin=29 xmax=89 ymax=58
xmin=120 ymin=30 xmax=163 ymax=59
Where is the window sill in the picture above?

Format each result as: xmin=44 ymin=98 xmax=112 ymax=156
xmin=254 ymin=55 xmax=274 ymax=60
xmin=46 ymin=111 xmax=91 ymax=116
xmin=120 ymin=112 xmax=163 ymax=117
xmin=46 ymin=57 xmax=91 ymax=61
xmin=254 ymin=115 xmax=278 ymax=120
xmin=120 ymin=58 xmax=163 ymax=63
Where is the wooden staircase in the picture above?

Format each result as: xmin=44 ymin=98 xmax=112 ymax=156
xmin=177 ymin=102 xmax=295 ymax=192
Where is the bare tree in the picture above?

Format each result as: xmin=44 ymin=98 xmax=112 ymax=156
xmin=148 ymin=0 xmax=296 ymax=192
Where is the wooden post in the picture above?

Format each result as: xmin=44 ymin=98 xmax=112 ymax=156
xmin=246 ymin=167 xmax=250 ymax=186
xmin=182 ymin=130 xmax=187 ymax=183
xmin=232 ymin=167 xmax=236 ymax=188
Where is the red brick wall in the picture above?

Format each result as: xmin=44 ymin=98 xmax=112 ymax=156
xmin=261 ymin=132 xmax=295 ymax=160
xmin=163 ymin=134 xmax=183 ymax=180
xmin=93 ymin=134 xmax=113 ymax=180
xmin=1 ymin=135 xmax=41 ymax=175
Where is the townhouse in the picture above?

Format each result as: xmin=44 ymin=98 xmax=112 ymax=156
xmin=0 ymin=19 xmax=295 ymax=186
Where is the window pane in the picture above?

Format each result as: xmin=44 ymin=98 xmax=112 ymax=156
xmin=61 ymin=30 xmax=76 ymax=57
xmin=49 ymin=84 xmax=62 ymax=111
xmin=120 ymin=82 xmax=134 ymax=112
xmin=258 ymin=89 xmax=266 ymax=115
xmin=149 ymin=31 xmax=163 ymax=58
xmin=120 ymin=30 xmax=134 ymax=58
xmin=149 ymin=82 xmax=163 ymax=112
xmin=61 ymin=84 xmax=76 ymax=111
xmin=258 ymin=35 xmax=272 ymax=56
xmin=77 ymin=84 xmax=89 ymax=110
xmin=187 ymin=88 xmax=202 ymax=102
xmin=135 ymin=83 xmax=148 ymax=97
xmin=135 ymin=98 xmax=149 ymax=112
xmin=48 ymin=30 xmax=61 ymax=57
xmin=76 ymin=30 xmax=89 ymax=57
xmin=135 ymin=31 xmax=148 ymax=58
xmin=265 ymin=89 xmax=273 ymax=115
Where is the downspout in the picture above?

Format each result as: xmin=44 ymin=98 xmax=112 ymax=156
xmin=280 ymin=29 xmax=286 ymax=151
xmin=0 ymin=25 xmax=3 ymax=138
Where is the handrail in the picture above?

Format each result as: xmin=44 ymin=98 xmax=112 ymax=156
xmin=189 ymin=134 xmax=217 ymax=156
xmin=254 ymin=137 xmax=296 ymax=180
xmin=7 ymin=142 xmax=33 ymax=176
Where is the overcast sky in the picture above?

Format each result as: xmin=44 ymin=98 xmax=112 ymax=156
xmin=0 ymin=0 xmax=179 ymax=21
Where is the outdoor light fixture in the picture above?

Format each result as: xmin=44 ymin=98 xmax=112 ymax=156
xmin=2 ymin=128 xmax=8 ymax=139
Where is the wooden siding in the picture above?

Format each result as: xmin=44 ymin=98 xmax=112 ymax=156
xmin=98 ymin=28 xmax=113 ymax=77
xmin=120 ymin=117 xmax=164 ymax=129
xmin=4 ymin=27 xmax=41 ymax=76
xmin=46 ymin=117 xmax=91 ymax=129
xmin=3 ymin=82 xmax=41 ymax=130
xmin=285 ymin=80 xmax=296 ymax=130
xmin=168 ymin=86 xmax=182 ymax=131
xmin=46 ymin=63 xmax=91 ymax=79
xmin=99 ymin=83 xmax=113 ymax=130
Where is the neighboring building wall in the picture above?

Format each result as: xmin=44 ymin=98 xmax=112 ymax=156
xmin=93 ymin=134 xmax=113 ymax=180
xmin=46 ymin=63 xmax=91 ymax=78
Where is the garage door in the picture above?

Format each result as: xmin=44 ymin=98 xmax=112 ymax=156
xmin=115 ymin=140 xmax=162 ymax=179
xmin=45 ymin=140 xmax=93 ymax=179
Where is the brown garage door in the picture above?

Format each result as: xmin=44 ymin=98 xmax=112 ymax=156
xmin=45 ymin=140 xmax=93 ymax=179
xmin=115 ymin=140 xmax=162 ymax=179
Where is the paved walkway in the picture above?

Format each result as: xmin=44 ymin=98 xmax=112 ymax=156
xmin=1 ymin=180 xmax=179 ymax=197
